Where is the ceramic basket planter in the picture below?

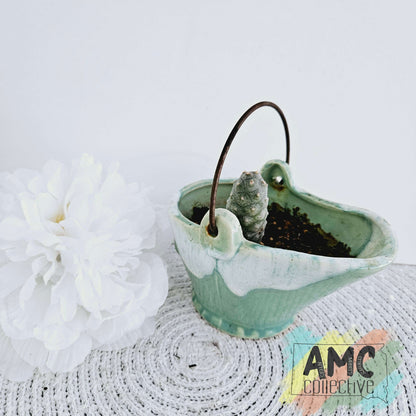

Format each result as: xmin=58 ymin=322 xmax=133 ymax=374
xmin=169 ymin=102 xmax=397 ymax=339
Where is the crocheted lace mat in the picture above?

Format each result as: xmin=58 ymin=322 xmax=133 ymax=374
xmin=0 ymin=245 xmax=414 ymax=415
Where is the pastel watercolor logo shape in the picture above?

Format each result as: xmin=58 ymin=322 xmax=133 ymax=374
xmin=279 ymin=326 xmax=403 ymax=415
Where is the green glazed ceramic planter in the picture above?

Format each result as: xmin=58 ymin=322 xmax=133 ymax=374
xmin=169 ymin=102 xmax=397 ymax=339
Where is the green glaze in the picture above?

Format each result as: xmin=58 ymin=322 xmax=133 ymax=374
xmin=169 ymin=160 xmax=397 ymax=339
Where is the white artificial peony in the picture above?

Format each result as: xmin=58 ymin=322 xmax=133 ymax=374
xmin=0 ymin=154 xmax=169 ymax=381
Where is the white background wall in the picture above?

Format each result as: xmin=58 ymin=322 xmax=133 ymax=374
xmin=0 ymin=1 xmax=415 ymax=263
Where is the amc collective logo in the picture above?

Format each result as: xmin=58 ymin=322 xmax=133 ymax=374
xmin=279 ymin=327 xmax=403 ymax=415
xmin=302 ymin=343 xmax=379 ymax=396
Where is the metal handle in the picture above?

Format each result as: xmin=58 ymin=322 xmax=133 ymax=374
xmin=208 ymin=101 xmax=290 ymax=237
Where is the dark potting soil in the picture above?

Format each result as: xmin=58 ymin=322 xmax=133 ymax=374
xmin=262 ymin=202 xmax=353 ymax=257
xmin=190 ymin=203 xmax=354 ymax=258
xmin=190 ymin=206 xmax=209 ymax=225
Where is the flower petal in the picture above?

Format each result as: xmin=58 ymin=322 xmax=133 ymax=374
xmin=0 ymin=329 xmax=34 ymax=381
xmin=0 ymin=290 xmax=31 ymax=339
xmin=51 ymin=271 xmax=78 ymax=322
xmin=43 ymin=160 xmax=67 ymax=200
xmin=0 ymin=262 xmax=32 ymax=299
xmin=46 ymin=333 xmax=92 ymax=372
xmin=19 ymin=273 xmax=37 ymax=308
xmin=11 ymin=336 xmax=49 ymax=368
xmin=35 ymin=323 xmax=80 ymax=351
xmin=19 ymin=193 xmax=42 ymax=229
xmin=0 ymin=217 xmax=28 ymax=241
xmin=137 ymin=253 xmax=169 ymax=316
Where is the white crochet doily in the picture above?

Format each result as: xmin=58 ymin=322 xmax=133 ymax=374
xmin=0 ymin=245 xmax=414 ymax=415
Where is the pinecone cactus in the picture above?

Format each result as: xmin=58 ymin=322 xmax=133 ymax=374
xmin=226 ymin=171 xmax=269 ymax=243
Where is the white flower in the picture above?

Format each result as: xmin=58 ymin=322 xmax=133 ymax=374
xmin=0 ymin=154 xmax=169 ymax=381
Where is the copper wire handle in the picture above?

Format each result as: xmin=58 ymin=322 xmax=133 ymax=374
xmin=207 ymin=101 xmax=290 ymax=237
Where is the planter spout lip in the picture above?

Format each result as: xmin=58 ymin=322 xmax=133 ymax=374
xmin=260 ymin=159 xmax=397 ymax=263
